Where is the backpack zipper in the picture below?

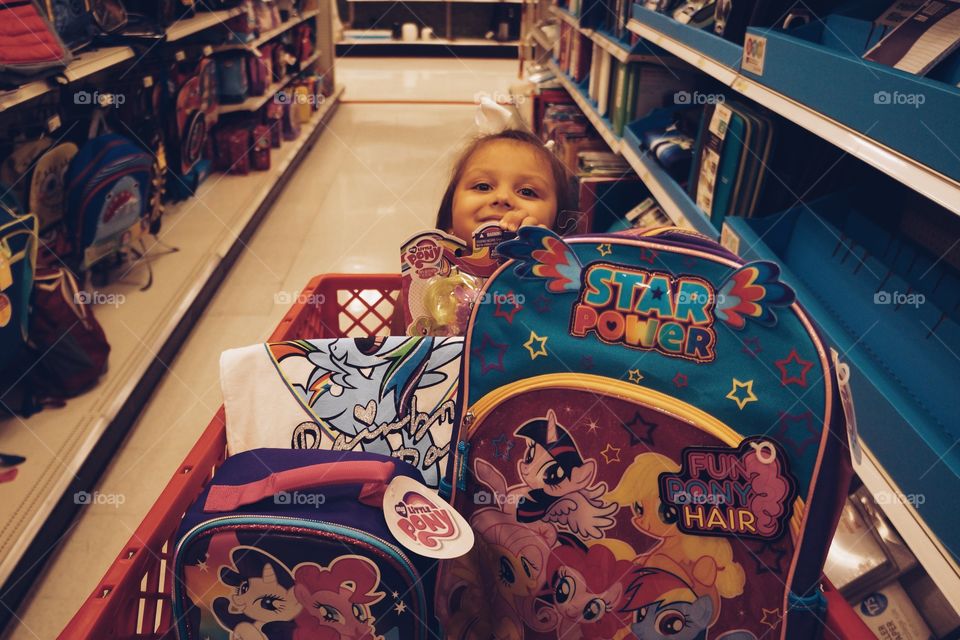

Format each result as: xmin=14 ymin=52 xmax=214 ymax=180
xmin=450 ymin=373 xmax=805 ymax=540
xmin=173 ymin=514 xmax=428 ymax=640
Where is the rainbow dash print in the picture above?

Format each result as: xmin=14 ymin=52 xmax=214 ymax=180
xmin=267 ymin=336 xmax=462 ymax=486
xmin=620 ymin=568 xmax=756 ymax=640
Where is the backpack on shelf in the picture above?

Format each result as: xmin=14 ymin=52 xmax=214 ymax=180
xmin=165 ymin=55 xmax=218 ymax=185
xmin=216 ymin=53 xmax=250 ymax=104
xmin=437 ymin=227 xmax=853 ymax=639
xmin=29 ymin=141 xmax=79 ymax=233
xmin=0 ymin=0 xmax=73 ymax=86
xmin=251 ymin=123 xmax=271 ymax=170
xmin=26 ymin=265 xmax=109 ymax=403
xmin=63 ymin=111 xmax=154 ymax=272
xmin=0 ymin=193 xmax=38 ymax=413
xmin=213 ymin=124 xmax=250 ymax=174
xmin=41 ymin=0 xmax=96 ymax=51
xmin=172 ymin=450 xmax=439 ymax=640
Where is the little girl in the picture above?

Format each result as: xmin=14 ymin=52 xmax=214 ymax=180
xmin=435 ymin=129 xmax=575 ymax=243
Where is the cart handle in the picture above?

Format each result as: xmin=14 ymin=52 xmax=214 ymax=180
xmin=203 ymin=460 xmax=396 ymax=512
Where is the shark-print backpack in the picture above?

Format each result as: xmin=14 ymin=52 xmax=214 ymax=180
xmin=437 ymin=227 xmax=852 ymax=640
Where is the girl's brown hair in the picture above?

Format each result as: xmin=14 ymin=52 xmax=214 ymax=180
xmin=434 ymin=129 xmax=575 ymax=235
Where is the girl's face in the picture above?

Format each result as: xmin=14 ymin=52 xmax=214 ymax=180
xmin=450 ymin=140 xmax=558 ymax=244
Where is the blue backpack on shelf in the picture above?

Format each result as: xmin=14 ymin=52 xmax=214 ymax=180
xmin=64 ymin=112 xmax=154 ymax=272
xmin=0 ymin=191 xmax=38 ymax=399
xmin=172 ymin=449 xmax=439 ymax=640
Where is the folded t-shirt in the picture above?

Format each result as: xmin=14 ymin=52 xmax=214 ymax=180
xmin=220 ymin=336 xmax=464 ymax=487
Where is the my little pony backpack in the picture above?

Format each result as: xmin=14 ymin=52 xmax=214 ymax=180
xmin=437 ymin=227 xmax=852 ymax=640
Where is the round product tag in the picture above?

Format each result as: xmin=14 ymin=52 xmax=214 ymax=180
xmin=383 ymin=476 xmax=474 ymax=559
xmin=0 ymin=293 xmax=11 ymax=328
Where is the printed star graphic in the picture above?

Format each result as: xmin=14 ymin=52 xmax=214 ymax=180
xmin=741 ymin=336 xmax=762 ymax=358
xmin=651 ymin=286 xmax=664 ymax=300
xmin=726 ymin=378 xmax=758 ymax=410
xmin=628 ymin=369 xmax=644 ymax=384
xmin=775 ymin=348 xmax=814 ymax=387
xmin=597 ymin=243 xmax=612 ymax=256
xmin=491 ymin=433 xmax=515 ymax=461
xmin=673 ymin=373 xmax=688 ymax=389
xmin=196 ymin=560 xmax=208 ymax=573
xmin=392 ymin=591 xmax=400 ymax=599
xmin=472 ymin=332 xmax=508 ymax=375
xmin=640 ymin=248 xmax=658 ymax=264
xmin=493 ymin=291 xmax=523 ymax=324
xmin=534 ymin=294 xmax=552 ymax=314
xmin=751 ymin=542 xmax=787 ymax=576
xmin=394 ymin=601 xmax=407 ymax=614
xmin=524 ymin=331 xmax=548 ymax=359
xmin=581 ymin=354 xmax=594 ymax=370
xmin=774 ymin=411 xmax=820 ymax=458
xmin=624 ymin=412 xmax=657 ymax=447
xmin=586 ymin=420 xmax=600 ymax=433
xmin=600 ymin=443 xmax=621 ymax=464
xmin=760 ymin=608 xmax=781 ymax=630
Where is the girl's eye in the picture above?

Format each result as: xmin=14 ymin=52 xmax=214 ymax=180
xmin=314 ymin=603 xmax=343 ymax=623
xmin=518 ymin=187 xmax=538 ymax=198
xmin=238 ymin=581 xmax=249 ymax=596
xmin=632 ymin=501 xmax=644 ymax=517
xmin=352 ymin=603 xmax=368 ymax=622
xmin=472 ymin=182 xmax=492 ymax=192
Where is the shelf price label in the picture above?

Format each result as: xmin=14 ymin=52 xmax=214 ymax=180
xmin=743 ymin=33 xmax=767 ymax=76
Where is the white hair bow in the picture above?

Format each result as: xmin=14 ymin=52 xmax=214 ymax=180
xmin=474 ymin=92 xmax=515 ymax=134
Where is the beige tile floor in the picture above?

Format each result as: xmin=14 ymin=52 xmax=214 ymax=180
xmin=3 ymin=56 xmax=517 ymax=640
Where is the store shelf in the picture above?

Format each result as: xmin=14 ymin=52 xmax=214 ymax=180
xmin=0 ymin=46 xmax=136 ymax=113
xmin=625 ymin=10 xmax=960 ymax=219
xmin=0 ymin=84 xmax=344 ymax=619
xmin=217 ymin=52 xmax=321 ymax=114
xmin=530 ymin=26 xmax=556 ymax=51
xmin=214 ymin=10 xmax=321 ymax=52
xmin=619 ymin=134 xmax=716 ymax=238
xmin=547 ymin=58 xmax=619 ymax=150
xmin=854 ymin=441 xmax=960 ymax=614
xmin=551 ymin=4 xmax=583 ymax=30
xmin=338 ymin=37 xmax=520 ymax=47
xmin=166 ymin=7 xmax=245 ymax=42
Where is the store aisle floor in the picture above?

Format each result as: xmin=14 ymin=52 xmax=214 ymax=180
xmin=4 ymin=57 xmax=516 ymax=640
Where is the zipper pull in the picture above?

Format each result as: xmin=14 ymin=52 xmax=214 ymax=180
xmin=830 ymin=348 xmax=862 ymax=466
xmin=456 ymin=440 xmax=471 ymax=492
